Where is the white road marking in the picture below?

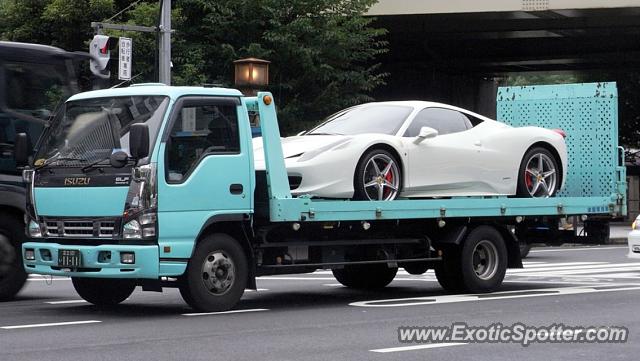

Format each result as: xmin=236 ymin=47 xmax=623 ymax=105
xmin=508 ymin=262 xmax=634 ymax=274
xmin=519 ymin=262 xmax=607 ymax=268
xmin=258 ymin=276 xmax=335 ymax=281
xmin=1 ymin=320 xmax=101 ymax=330
xmin=520 ymin=265 xmax=640 ymax=276
xmin=45 ymin=300 xmax=87 ymax=305
xmin=530 ymin=246 xmax=626 ymax=253
xmin=350 ymin=285 xmax=640 ymax=308
xmin=182 ymin=308 xmax=269 ymax=317
xmin=371 ymin=343 xmax=467 ymax=353
xmin=26 ymin=277 xmax=71 ymax=281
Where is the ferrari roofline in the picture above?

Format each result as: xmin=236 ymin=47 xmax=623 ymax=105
xmin=357 ymin=100 xmax=496 ymax=122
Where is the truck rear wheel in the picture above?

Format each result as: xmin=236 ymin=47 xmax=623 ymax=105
xmin=0 ymin=214 xmax=28 ymax=301
xmin=71 ymin=278 xmax=136 ymax=306
xmin=332 ymin=264 xmax=397 ymax=289
xmin=435 ymin=246 xmax=464 ymax=292
xmin=179 ymin=233 xmax=247 ymax=312
xmin=459 ymin=226 xmax=507 ymax=293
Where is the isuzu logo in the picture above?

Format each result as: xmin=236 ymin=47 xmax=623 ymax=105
xmin=64 ymin=177 xmax=91 ymax=186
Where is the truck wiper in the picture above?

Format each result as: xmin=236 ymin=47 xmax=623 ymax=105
xmin=36 ymin=157 xmax=87 ymax=170
xmin=81 ymin=158 xmax=111 ymax=173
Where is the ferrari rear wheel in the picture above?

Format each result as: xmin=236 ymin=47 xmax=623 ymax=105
xmin=354 ymin=149 xmax=401 ymax=201
xmin=517 ymin=147 xmax=560 ymax=198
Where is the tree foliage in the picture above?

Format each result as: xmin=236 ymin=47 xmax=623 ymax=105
xmin=0 ymin=0 xmax=388 ymax=134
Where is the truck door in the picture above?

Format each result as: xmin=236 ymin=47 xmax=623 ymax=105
xmin=157 ymin=96 xmax=251 ymax=256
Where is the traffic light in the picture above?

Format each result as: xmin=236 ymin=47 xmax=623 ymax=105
xmin=89 ymin=35 xmax=112 ymax=79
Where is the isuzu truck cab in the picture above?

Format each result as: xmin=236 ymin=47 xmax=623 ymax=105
xmin=19 ymin=83 xmax=625 ymax=311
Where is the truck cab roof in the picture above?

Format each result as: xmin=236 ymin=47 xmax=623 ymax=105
xmin=68 ymin=84 xmax=244 ymax=102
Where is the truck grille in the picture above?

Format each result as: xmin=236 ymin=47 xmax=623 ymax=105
xmin=44 ymin=219 xmax=117 ymax=238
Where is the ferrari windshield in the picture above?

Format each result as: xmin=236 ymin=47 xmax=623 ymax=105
xmin=35 ymin=96 xmax=169 ymax=167
xmin=307 ymin=104 xmax=413 ymax=136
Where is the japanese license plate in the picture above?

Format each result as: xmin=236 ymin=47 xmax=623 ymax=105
xmin=58 ymin=249 xmax=82 ymax=268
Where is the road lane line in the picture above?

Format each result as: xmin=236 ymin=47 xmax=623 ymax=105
xmin=530 ymin=246 xmax=626 ymax=253
xmin=350 ymin=285 xmax=640 ymax=308
xmin=508 ymin=263 xmax=635 ymax=274
xmin=1 ymin=320 xmax=101 ymax=330
xmin=520 ymin=265 xmax=640 ymax=276
xmin=258 ymin=277 xmax=335 ymax=280
xmin=182 ymin=308 xmax=269 ymax=317
xmin=45 ymin=300 xmax=87 ymax=305
xmin=371 ymin=343 xmax=467 ymax=353
xmin=520 ymin=262 xmax=607 ymax=268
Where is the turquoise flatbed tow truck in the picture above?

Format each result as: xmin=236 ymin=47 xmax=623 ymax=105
xmin=18 ymin=82 xmax=625 ymax=311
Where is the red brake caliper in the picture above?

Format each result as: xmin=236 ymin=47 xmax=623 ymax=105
xmin=384 ymin=166 xmax=393 ymax=198
xmin=525 ymin=169 xmax=532 ymax=189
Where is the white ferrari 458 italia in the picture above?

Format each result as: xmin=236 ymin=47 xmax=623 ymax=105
xmin=253 ymin=101 xmax=568 ymax=200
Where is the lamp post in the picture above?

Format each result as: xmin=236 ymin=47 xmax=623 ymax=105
xmin=233 ymin=57 xmax=271 ymax=96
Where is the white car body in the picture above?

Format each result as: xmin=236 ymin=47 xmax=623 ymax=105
xmin=628 ymin=215 xmax=640 ymax=258
xmin=253 ymin=101 xmax=568 ymax=199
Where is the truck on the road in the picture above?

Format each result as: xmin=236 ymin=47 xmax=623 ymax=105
xmin=0 ymin=41 xmax=93 ymax=300
xmin=18 ymin=83 xmax=625 ymax=311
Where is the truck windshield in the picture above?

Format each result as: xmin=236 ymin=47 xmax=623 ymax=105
xmin=35 ymin=96 xmax=169 ymax=167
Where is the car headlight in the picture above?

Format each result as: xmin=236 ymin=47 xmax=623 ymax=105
xmin=123 ymin=219 xmax=142 ymax=239
xmin=121 ymin=164 xmax=157 ymax=240
xmin=27 ymin=220 xmax=42 ymax=238
xmin=298 ymin=138 xmax=352 ymax=162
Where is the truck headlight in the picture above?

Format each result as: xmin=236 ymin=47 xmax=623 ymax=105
xmin=123 ymin=220 xmax=142 ymax=239
xmin=28 ymin=220 xmax=42 ymax=238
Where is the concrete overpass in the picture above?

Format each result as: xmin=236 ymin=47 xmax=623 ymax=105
xmin=366 ymin=0 xmax=640 ymax=117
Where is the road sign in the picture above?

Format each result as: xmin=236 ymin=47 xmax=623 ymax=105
xmin=118 ymin=37 xmax=132 ymax=81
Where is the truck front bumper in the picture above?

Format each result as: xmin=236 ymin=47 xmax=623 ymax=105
xmin=22 ymin=242 xmax=160 ymax=279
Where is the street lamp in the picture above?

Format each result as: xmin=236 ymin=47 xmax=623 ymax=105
xmin=233 ymin=57 xmax=270 ymax=96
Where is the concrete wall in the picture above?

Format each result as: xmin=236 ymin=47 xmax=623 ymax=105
xmin=369 ymin=0 xmax=640 ymax=15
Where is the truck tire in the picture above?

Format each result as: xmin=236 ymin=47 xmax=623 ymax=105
xmin=459 ymin=226 xmax=507 ymax=293
xmin=403 ymin=262 xmax=429 ymax=275
xmin=434 ymin=246 xmax=464 ymax=293
xmin=179 ymin=233 xmax=248 ymax=312
xmin=71 ymin=278 xmax=136 ymax=306
xmin=519 ymin=242 xmax=532 ymax=258
xmin=332 ymin=264 xmax=397 ymax=289
xmin=0 ymin=214 xmax=28 ymax=301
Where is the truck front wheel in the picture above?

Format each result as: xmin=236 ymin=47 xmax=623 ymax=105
xmin=179 ymin=233 xmax=248 ymax=312
xmin=332 ymin=264 xmax=397 ymax=289
xmin=71 ymin=278 xmax=136 ymax=306
xmin=0 ymin=214 xmax=28 ymax=301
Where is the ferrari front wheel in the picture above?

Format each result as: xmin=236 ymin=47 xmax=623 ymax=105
xmin=517 ymin=147 xmax=560 ymax=198
xmin=354 ymin=148 xmax=401 ymax=201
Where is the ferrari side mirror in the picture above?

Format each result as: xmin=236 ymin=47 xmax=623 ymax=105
xmin=414 ymin=127 xmax=438 ymax=144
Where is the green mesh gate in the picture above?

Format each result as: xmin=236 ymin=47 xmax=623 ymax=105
xmin=497 ymin=82 xmax=624 ymax=199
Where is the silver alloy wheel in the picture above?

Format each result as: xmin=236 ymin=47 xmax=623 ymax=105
xmin=524 ymin=153 xmax=557 ymax=197
xmin=472 ymin=240 xmax=499 ymax=280
xmin=201 ymin=251 xmax=235 ymax=295
xmin=362 ymin=154 xmax=400 ymax=200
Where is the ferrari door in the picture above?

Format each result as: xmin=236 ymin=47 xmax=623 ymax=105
xmin=402 ymin=107 xmax=489 ymax=197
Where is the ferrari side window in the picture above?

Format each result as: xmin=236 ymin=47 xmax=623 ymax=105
xmin=404 ymin=108 xmax=468 ymax=137
xmin=166 ymin=100 xmax=240 ymax=183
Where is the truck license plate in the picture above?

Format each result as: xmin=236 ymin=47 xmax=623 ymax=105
xmin=58 ymin=249 xmax=82 ymax=268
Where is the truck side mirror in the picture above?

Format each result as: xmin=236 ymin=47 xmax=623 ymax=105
xmin=414 ymin=126 xmax=438 ymax=144
xmin=129 ymin=123 xmax=149 ymax=160
xmin=14 ymin=132 xmax=29 ymax=167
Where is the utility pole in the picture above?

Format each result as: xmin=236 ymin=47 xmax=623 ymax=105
xmin=158 ymin=0 xmax=171 ymax=85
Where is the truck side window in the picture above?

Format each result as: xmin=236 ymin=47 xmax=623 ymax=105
xmin=166 ymin=101 xmax=240 ymax=183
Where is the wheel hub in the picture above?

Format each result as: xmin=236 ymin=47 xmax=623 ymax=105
xmin=201 ymin=251 xmax=235 ymax=295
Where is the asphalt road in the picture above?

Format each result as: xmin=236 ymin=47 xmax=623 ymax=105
xmin=1 ymin=245 xmax=638 ymax=361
